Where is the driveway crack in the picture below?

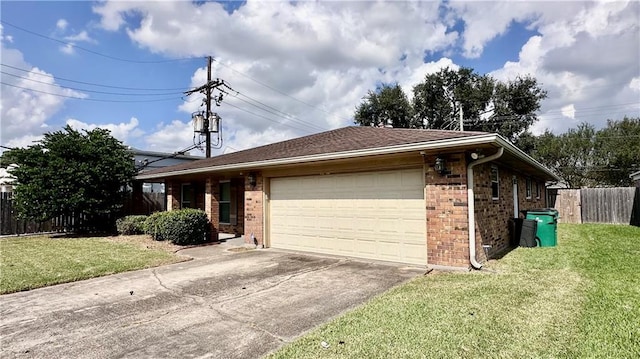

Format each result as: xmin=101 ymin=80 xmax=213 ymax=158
xmin=208 ymin=305 xmax=289 ymax=344
xmin=215 ymin=259 xmax=348 ymax=305
xmin=151 ymin=269 xmax=173 ymax=293
xmin=151 ymin=270 xmax=205 ymax=304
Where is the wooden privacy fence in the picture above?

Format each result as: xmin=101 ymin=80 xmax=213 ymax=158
xmin=1 ymin=192 xmax=82 ymax=235
xmin=121 ymin=192 xmax=165 ymax=216
xmin=550 ymin=187 xmax=640 ymax=226
xmin=1 ymin=192 xmax=166 ymax=236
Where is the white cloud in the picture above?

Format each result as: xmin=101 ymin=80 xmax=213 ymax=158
xmin=56 ymin=18 xmax=68 ymax=30
xmin=1 ymin=26 xmax=87 ymax=147
xmin=1 ymin=0 xmax=629 ymax=157
xmin=64 ymin=30 xmax=97 ymax=44
xmin=489 ymin=1 xmax=639 ymax=134
xmin=561 ymin=104 xmax=576 ymax=120
xmin=5 ymin=134 xmax=45 ymax=150
xmin=144 ymin=120 xmax=195 ymax=153
xmin=629 ymin=77 xmax=640 ymax=92
xmin=65 ymin=117 xmax=144 ymax=144
xmin=92 ymin=0 xmax=464 ymax=147
xmin=60 ymin=43 xmax=75 ymax=54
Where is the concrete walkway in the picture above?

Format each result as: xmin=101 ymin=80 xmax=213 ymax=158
xmin=0 ymin=242 xmax=424 ymax=358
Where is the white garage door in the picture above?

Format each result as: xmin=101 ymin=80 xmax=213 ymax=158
xmin=269 ymin=168 xmax=427 ymax=265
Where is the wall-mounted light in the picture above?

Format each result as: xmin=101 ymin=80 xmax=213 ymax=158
xmin=248 ymin=173 xmax=257 ymax=188
xmin=434 ymin=157 xmax=446 ymax=174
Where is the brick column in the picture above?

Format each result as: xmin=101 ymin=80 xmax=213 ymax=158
xmin=425 ymin=153 xmax=470 ymax=269
xmin=205 ymin=177 xmax=220 ymax=242
xmin=166 ymin=181 xmax=180 ymax=211
xmin=243 ymin=173 xmax=264 ymax=246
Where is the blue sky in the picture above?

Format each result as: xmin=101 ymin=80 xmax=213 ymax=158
xmin=1 ymin=1 xmax=638 ymax=156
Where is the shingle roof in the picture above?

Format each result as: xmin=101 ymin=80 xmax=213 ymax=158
xmin=140 ymin=126 xmax=488 ymax=177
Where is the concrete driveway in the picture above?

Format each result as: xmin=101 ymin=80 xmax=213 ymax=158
xmin=0 ymin=243 xmax=423 ymax=358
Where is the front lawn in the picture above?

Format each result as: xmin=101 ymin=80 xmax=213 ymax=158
xmin=269 ymin=224 xmax=640 ymax=358
xmin=0 ymin=235 xmax=188 ymax=294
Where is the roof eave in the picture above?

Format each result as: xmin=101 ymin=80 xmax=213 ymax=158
xmin=494 ymin=135 xmax=562 ymax=181
xmin=136 ymin=133 xmax=560 ymax=181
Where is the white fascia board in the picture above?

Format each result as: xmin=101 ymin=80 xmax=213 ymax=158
xmin=136 ymin=133 xmax=559 ymax=181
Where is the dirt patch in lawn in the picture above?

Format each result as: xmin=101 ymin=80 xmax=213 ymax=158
xmin=104 ymin=235 xmax=190 ymax=256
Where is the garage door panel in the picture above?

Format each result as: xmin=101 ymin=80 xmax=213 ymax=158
xmin=270 ymin=169 xmax=427 ymax=265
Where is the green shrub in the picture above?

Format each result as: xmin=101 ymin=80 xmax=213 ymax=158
xmin=116 ymin=215 xmax=148 ymax=235
xmin=144 ymin=212 xmax=170 ymax=241
xmin=144 ymin=209 xmax=210 ymax=245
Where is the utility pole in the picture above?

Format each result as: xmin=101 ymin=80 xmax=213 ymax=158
xmin=458 ymin=101 xmax=464 ymax=132
xmin=184 ymin=56 xmax=232 ymax=158
xmin=204 ymin=56 xmax=212 ymax=158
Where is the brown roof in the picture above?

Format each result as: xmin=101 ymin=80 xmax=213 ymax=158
xmin=140 ymin=126 xmax=488 ymax=177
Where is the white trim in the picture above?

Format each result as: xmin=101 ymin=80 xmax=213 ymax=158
xmin=491 ymin=166 xmax=499 ymax=200
xmin=137 ymin=133 xmax=560 ymax=181
xmin=219 ymin=180 xmax=231 ymax=225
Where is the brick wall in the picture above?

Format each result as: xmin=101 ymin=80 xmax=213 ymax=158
xmin=473 ymin=164 xmax=546 ymax=260
xmin=204 ymin=177 xmax=220 ymax=242
xmin=425 ymin=152 xmax=471 ymax=268
xmin=243 ymin=173 xmax=264 ymax=246
xmin=424 ymin=153 xmax=548 ymax=268
xmin=166 ymin=181 xmax=180 ymax=211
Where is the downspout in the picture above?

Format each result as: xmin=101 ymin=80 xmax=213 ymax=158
xmin=467 ymin=147 xmax=504 ymax=269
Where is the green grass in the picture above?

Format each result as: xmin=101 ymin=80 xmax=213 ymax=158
xmin=0 ymin=235 xmax=185 ymax=294
xmin=269 ymin=224 xmax=640 ymax=358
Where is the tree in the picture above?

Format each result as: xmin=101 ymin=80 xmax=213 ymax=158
xmin=529 ymin=117 xmax=640 ymax=187
xmin=354 ymin=83 xmax=415 ymax=128
xmin=413 ymin=67 xmax=494 ymax=131
xmin=593 ymin=117 xmax=640 ymax=186
xmin=530 ymin=124 xmax=599 ymax=188
xmin=6 ymin=125 xmax=136 ymax=232
xmin=480 ymin=75 xmax=547 ymax=144
xmin=354 ymin=67 xmax=547 ymax=143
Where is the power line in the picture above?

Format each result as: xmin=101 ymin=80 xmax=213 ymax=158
xmin=0 ymin=63 xmax=190 ymax=91
xmin=1 ymin=82 xmax=181 ymax=103
xmin=211 ymin=57 xmax=349 ymax=122
xmin=229 ymin=93 xmax=328 ymax=132
xmin=1 ymin=71 xmax=185 ymax=96
xmin=0 ymin=20 xmax=199 ymax=64
xmin=223 ymin=100 xmax=317 ymax=134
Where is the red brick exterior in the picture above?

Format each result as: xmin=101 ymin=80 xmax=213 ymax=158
xmin=472 ymin=163 xmax=546 ymax=261
xmin=205 ymin=177 xmax=220 ymax=242
xmin=162 ymin=154 xmax=548 ymax=267
xmin=424 ymin=153 xmax=547 ymax=268
xmin=166 ymin=181 xmax=180 ymax=211
xmin=243 ymin=173 xmax=264 ymax=246
xmin=424 ymin=152 xmax=471 ymax=268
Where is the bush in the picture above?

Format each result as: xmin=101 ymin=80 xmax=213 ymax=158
xmin=144 ymin=209 xmax=210 ymax=245
xmin=144 ymin=212 xmax=169 ymax=241
xmin=116 ymin=215 xmax=148 ymax=235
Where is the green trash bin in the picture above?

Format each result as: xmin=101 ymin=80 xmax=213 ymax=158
xmin=523 ymin=208 xmax=558 ymax=247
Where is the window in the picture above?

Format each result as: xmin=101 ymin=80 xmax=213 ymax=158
xmin=535 ymin=181 xmax=541 ymax=199
xmin=526 ymin=178 xmax=532 ymax=199
xmin=181 ymin=183 xmax=194 ymax=208
xmin=219 ymin=181 xmax=231 ymax=223
xmin=491 ymin=166 xmax=499 ymax=200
